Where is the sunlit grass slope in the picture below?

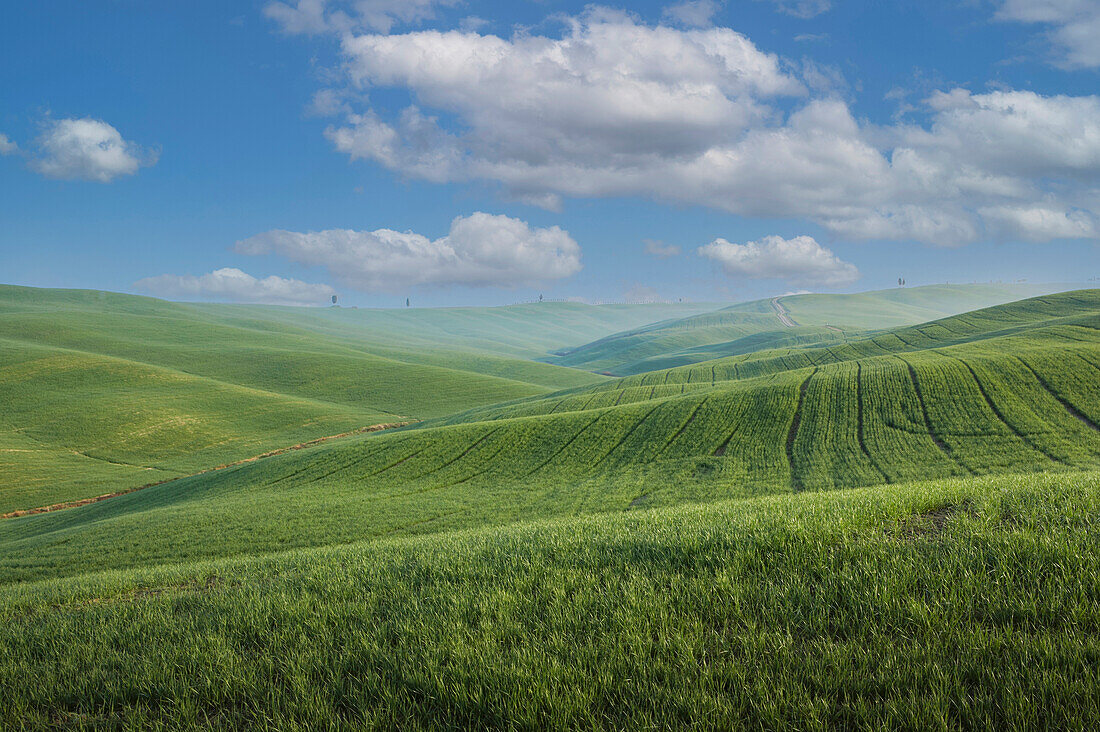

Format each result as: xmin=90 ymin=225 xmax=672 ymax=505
xmin=5 ymin=290 xmax=1097 ymax=583
xmin=550 ymin=282 xmax=1072 ymax=375
xmin=0 ymin=338 xmax=375 ymax=514
xmin=201 ymin=297 xmax=722 ymax=360
xmin=1 ymin=285 xmax=708 ymax=511
xmin=2 ymin=471 xmax=1098 ymax=729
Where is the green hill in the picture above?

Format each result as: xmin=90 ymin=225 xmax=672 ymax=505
xmin=549 ymin=283 xmax=1073 ymax=375
xmin=3 ymin=285 xmax=1100 ymax=726
xmin=4 ymin=289 xmax=1098 ymax=584
xmin=2 ymin=470 xmax=1097 ymax=729
xmin=0 ymin=286 xmax=720 ymax=513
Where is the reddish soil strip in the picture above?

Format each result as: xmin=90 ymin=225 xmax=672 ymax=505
xmin=1 ymin=421 xmax=414 ymax=520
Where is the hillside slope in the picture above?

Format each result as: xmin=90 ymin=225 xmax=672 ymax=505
xmin=550 ymin=283 xmax=1073 ymax=375
xmin=5 ymin=286 xmax=705 ymax=511
xmin=4 ymin=290 xmax=1097 ymax=584
xmin=2 ymin=470 xmax=1098 ymax=728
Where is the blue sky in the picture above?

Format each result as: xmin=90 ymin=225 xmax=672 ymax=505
xmin=1 ymin=0 xmax=1098 ymax=307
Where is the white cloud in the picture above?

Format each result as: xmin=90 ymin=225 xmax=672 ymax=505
xmin=997 ymin=0 xmax=1100 ymax=68
xmin=644 ymin=239 xmax=682 ymax=258
xmin=31 ymin=118 xmax=155 ymax=182
xmin=135 ymin=268 xmax=335 ymax=306
xmin=330 ymin=12 xmax=804 ymax=179
xmin=662 ymin=0 xmax=722 ymax=27
xmin=305 ymin=11 xmax=1100 ymax=246
xmin=977 ymin=204 xmax=1097 ymax=241
xmin=0 ymin=133 xmax=17 ymax=155
xmin=235 ymin=212 xmax=582 ymax=291
xmin=265 ymin=0 xmax=457 ymax=35
xmin=698 ymin=235 xmax=860 ymax=287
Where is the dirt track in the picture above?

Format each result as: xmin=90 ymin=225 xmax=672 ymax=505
xmin=771 ymin=297 xmax=797 ymax=327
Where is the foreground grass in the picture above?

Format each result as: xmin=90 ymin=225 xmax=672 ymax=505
xmin=2 ymin=471 xmax=1098 ymax=729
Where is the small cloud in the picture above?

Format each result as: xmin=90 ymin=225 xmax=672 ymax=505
xmin=698 ymin=234 xmax=859 ymax=287
xmin=0 ymin=133 xmax=17 ymax=155
xmin=236 ymin=212 xmax=583 ymax=292
xmin=800 ymin=59 xmax=848 ymax=95
xmin=308 ymin=88 xmax=351 ymax=117
xmin=135 ymin=268 xmax=335 ymax=306
xmin=264 ymin=0 xmax=459 ymax=35
xmin=31 ymin=118 xmax=156 ymax=183
xmin=644 ymin=239 xmax=682 ymax=258
xmin=459 ymin=16 xmax=490 ymax=32
xmin=763 ymin=0 xmax=831 ymax=19
xmin=794 ymin=32 xmax=828 ymax=42
xmin=662 ymin=0 xmax=722 ymax=27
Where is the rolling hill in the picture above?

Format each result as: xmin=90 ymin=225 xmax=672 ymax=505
xmin=2 ymin=469 xmax=1098 ymax=728
xmin=3 ymin=285 xmax=1100 ymax=727
xmin=549 ymin=283 xmax=1073 ymax=375
xmin=0 ymin=285 xmax=717 ymax=513
xmin=3 ymin=289 xmax=1097 ymax=584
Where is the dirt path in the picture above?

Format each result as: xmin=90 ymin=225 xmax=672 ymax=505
xmin=1 ymin=421 xmax=414 ymax=520
xmin=771 ymin=297 xmax=797 ymax=327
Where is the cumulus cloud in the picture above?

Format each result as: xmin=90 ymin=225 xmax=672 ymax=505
xmin=997 ymin=0 xmax=1100 ymax=68
xmin=698 ymin=235 xmax=859 ymax=287
xmin=303 ymin=10 xmax=1100 ymax=246
xmin=265 ymin=0 xmax=458 ymax=35
xmin=0 ymin=133 xmax=16 ymax=155
xmin=328 ymin=11 xmax=803 ymax=179
xmin=235 ymin=212 xmax=582 ymax=291
xmin=662 ymin=0 xmax=722 ymax=27
xmin=644 ymin=239 xmax=682 ymax=258
xmin=31 ymin=118 xmax=155 ymax=182
xmin=135 ymin=268 xmax=335 ymax=306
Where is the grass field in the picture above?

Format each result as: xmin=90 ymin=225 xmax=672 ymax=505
xmin=1 ymin=470 xmax=1097 ymax=728
xmin=3 ymin=283 xmax=1099 ymax=727
xmin=0 ymin=286 xmax=721 ymax=512
xmin=3 ymin=289 xmax=1098 ymax=584
xmin=548 ymin=283 xmax=1072 ymax=375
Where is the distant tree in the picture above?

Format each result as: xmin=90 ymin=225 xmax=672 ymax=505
xmin=898 ymin=277 xmax=903 ymax=287
xmin=406 ymin=297 xmax=410 ymax=308
xmin=331 ymin=295 xmax=338 ymax=305
xmin=539 ymin=293 xmax=543 ymax=302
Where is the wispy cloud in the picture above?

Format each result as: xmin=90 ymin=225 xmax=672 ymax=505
xmin=662 ymin=0 xmax=722 ymax=28
xmin=265 ymin=0 xmax=458 ymax=35
xmin=997 ymin=0 xmax=1100 ymax=69
xmin=135 ymin=268 xmax=335 ymax=306
xmin=644 ymin=239 xmax=682 ymax=258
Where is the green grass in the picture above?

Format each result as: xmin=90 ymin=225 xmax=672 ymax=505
xmin=5 ymin=284 xmax=1100 ymax=727
xmin=549 ymin=283 xmax=1074 ymax=375
xmin=0 ymin=285 xmax=719 ymax=512
xmin=4 ymin=290 xmax=1098 ymax=584
xmin=1 ymin=470 xmax=1098 ymax=729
